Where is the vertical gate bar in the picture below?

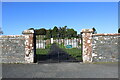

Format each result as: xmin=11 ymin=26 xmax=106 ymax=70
xmin=58 ymin=34 xmax=59 ymax=62
xmin=37 ymin=35 xmax=39 ymax=61
xmin=76 ymin=37 xmax=78 ymax=62
xmin=58 ymin=51 xmax=59 ymax=63
xmin=39 ymin=35 xmax=40 ymax=49
xmin=48 ymin=35 xmax=50 ymax=63
xmin=39 ymin=35 xmax=41 ymax=53
xmin=63 ymin=35 xmax=64 ymax=48
xmin=77 ymin=37 xmax=79 ymax=62
xmin=75 ymin=37 xmax=77 ymax=62
xmin=38 ymin=35 xmax=40 ymax=49
xmin=61 ymin=35 xmax=62 ymax=62
xmin=81 ymin=34 xmax=83 ymax=62
xmin=39 ymin=35 xmax=40 ymax=62
xmin=72 ymin=37 xmax=73 ymax=48
xmin=40 ymin=35 xmax=41 ymax=49
xmin=42 ymin=35 xmax=43 ymax=48
xmin=38 ymin=35 xmax=39 ymax=49
xmin=71 ymin=37 xmax=74 ymax=62
xmin=68 ymin=37 xmax=69 ymax=62
xmin=36 ymin=35 xmax=39 ymax=48
xmin=34 ymin=30 xmax=37 ymax=63
xmin=37 ymin=35 xmax=38 ymax=62
xmin=36 ymin=33 xmax=37 ymax=62
xmin=38 ymin=35 xmax=39 ymax=62
xmin=43 ymin=36 xmax=46 ymax=49
xmin=49 ymin=34 xmax=51 ymax=63
xmin=41 ymin=35 xmax=42 ymax=49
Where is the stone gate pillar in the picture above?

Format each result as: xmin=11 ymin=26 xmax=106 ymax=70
xmin=22 ymin=30 xmax=35 ymax=63
xmin=81 ymin=29 xmax=93 ymax=63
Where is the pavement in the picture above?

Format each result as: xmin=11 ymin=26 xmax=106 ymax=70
xmin=2 ymin=62 xmax=118 ymax=78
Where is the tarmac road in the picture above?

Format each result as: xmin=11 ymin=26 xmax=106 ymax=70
xmin=2 ymin=63 xmax=118 ymax=78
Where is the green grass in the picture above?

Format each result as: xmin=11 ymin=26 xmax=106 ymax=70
xmin=56 ymin=43 xmax=82 ymax=60
xmin=45 ymin=44 xmax=52 ymax=49
xmin=36 ymin=43 xmax=82 ymax=61
xmin=36 ymin=43 xmax=52 ymax=55
xmin=36 ymin=42 xmax=52 ymax=55
xmin=36 ymin=49 xmax=49 ymax=55
xmin=64 ymin=48 xmax=82 ymax=60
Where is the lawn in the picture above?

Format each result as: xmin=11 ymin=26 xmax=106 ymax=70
xmin=36 ymin=48 xmax=49 ymax=55
xmin=56 ymin=43 xmax=82 ymax=60
xmin=36 ymin=43 xmax=51 ymax=55
xmin=36 ymin=43 xmax=82 ymax=60
xmin=64 ymin=48 xmax=82 ymax=60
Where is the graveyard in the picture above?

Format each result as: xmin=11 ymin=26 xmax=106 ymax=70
xmin=36 ymin=38 xmax=82 ymax=62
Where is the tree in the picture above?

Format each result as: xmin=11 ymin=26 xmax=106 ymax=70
xmin=46 ymin=29 xmax=52 ymax=39
xmin=118 ymin=28 xmax=120 ymax=33
xmin=35 ymin=28 xmax=46 ymax=35
xmin=52 ymin=26 xmax=58 ymax=38
xmin=32 ymin=26 xmax=78 ymax=39
xmin=28 ymin=28 xmax=34 ymax=30
xmin=57 ymin=26 xmax=68 ymax=38
xmin=0 ymin=27 xmax=3 ymax=35
xmin=62 ymin=26 xmax=67 ymax=37
xmin=66 ymin=28 xmax=77 ymax=38
xmin=92 ymin=27 xmax=97 ymax=34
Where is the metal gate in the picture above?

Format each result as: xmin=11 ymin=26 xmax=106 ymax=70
xmin=34 ymin=33 xmax=82 ymax=63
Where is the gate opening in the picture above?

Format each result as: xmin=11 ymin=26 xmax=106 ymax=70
xmin=34 ymin=33 xmax=82 ymax=63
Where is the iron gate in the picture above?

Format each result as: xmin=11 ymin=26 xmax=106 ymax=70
xmin=34 ymin=33 xmax=82 ymax=63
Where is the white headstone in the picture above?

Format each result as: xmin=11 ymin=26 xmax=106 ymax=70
xmin=51 ymin=38 xmax=53 ymax=44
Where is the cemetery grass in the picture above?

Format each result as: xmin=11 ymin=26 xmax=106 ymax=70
xmin=36 ymin=44 xmax=51 ymax=55
xmin=57 ymin=43 xmax=82 ymax=60
xmin=36 ymin=48 xmax=82 ymax=60
xmin=36 ymin=49 xmax=49 ymax=55
xmin=36 ymin=43 xmax=82 ymax=60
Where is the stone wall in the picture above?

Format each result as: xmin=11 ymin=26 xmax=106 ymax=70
xmin=92 ymin=34 xmax=120 ymax=62
xmin=81 ymin=29 xmax=119 ymax=63
xmin=0 ymin=35 xmax=26 ymax=63
xmin=0 ymin=29 xmax=119 ymax=63
xmin=0 ymin=30 xmax=35 ymax=63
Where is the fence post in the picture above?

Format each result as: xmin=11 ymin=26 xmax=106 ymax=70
xmin=81 ymin=29 xmax=93 ymax=63
xmin=22 ymin=30 xmax=35 ymax=63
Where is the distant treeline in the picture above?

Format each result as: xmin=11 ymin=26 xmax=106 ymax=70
xmin=28 ymin=26 xmax=97 ymax=39
xmin=28 ymin=26 xmax=79 ymax=39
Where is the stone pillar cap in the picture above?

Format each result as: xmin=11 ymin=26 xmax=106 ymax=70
xmin=22 ymin=30 xmax=34 ymax=34
xmin=81 ymin=29 xmax=94 ymax=33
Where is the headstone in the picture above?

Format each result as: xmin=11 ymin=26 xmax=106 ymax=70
xmin=36 ymin=40 xmax=45 ymax=49
xmin=51 ymin=38 xmax=53 ymax=44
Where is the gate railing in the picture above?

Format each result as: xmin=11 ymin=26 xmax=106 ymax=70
xmin=22 ymin=29 xmax=95 ymax=63
xmin=34 ymin=32 xmax=83 ymax=63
